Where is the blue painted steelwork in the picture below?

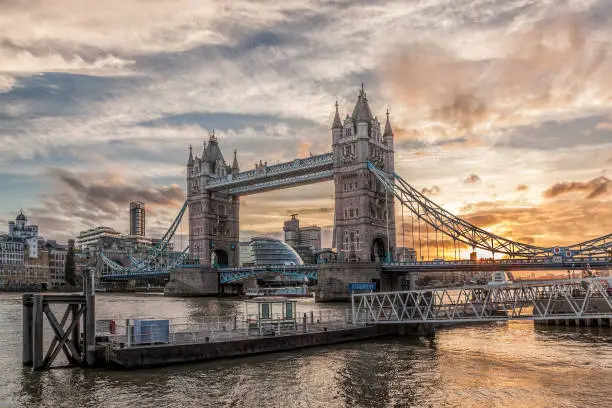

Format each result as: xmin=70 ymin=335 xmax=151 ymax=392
xmin=98 ymin=201 xmax=189 ymax=280
xmin=219 ymin=265 xmax=318 ymax=284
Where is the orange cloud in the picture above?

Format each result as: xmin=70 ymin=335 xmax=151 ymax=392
xmin=595 ymin=122 xmax=612 ymax=130
xmin=464 ymin=174 xmax=481 ymax=184
xmin=297 ymin=140 xmax=313 ymax=158
xmin=543 ymin=176 xmax=610 ymax=199
xmin=381 ymin=13 xmax=612 ymax=138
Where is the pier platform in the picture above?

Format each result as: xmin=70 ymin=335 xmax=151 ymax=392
xmin=93 ymin=297 xmax=425 ymax=369
xmin=96 ymin=324 xmax=396 ymax=369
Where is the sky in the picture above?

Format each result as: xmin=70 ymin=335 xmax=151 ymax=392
xmin=0 ymin=0 xmax=611 ymax=254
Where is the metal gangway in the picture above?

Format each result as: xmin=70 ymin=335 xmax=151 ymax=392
xmin=352 ymin=278 xmax=612 ymax=324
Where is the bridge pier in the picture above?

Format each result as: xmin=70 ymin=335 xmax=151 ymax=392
xmin=380 ymin=274 xmax=403 ymax=292
xmin=164 ymin=266 xmax=219 ymax=297
xmin=316 ymin=262 xmax=381 ymax=302
xmin=242 ymin=277 xmax=258 ymax=292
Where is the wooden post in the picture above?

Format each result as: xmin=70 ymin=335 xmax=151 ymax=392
xmin=72 ymin=304 xmax=81 ymax=356
xmin=22 ymin=294 xmax=33 ymax=366
xmin=84 ymin=268 xmax=96 ymax=366
xmin=32 ymin=295 xmax=44 ymax=370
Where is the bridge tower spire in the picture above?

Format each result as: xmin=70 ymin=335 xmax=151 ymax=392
xmin=332 ymin=85 xmax=396 ymax=262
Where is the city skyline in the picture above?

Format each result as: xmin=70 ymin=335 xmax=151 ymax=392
xmin=1 ymin=0 xmax=611 ymax=249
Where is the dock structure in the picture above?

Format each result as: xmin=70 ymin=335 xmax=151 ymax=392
xmin=93 ymin=299 xmax=408 ymax=370
xmin=22 ymin=268 xmax=97 ymax=370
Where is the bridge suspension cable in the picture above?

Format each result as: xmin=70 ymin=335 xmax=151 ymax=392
xmin=367 ymin=162 xmax=611 ymax=259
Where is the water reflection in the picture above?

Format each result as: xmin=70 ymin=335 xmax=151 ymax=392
xmin=2 ymin=293 xmax=612 ymax=408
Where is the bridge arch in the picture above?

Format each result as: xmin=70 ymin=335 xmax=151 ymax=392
xmin=212 ymin=249 xmax=229 ymax=267
xmin=371 ymin=236 xmax=388 ymax=262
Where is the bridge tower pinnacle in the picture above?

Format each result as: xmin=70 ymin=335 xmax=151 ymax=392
xmin=332 ymin=85 xmax=396 ymax=262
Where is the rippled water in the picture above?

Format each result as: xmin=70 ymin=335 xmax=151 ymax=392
xmin=1 ymin=292 xmax=611 ymax=407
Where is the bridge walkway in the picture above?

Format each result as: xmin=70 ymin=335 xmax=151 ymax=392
xmin=352 ymin=277 xmax=612 ymax=325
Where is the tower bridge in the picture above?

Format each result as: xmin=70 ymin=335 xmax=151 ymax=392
xmin=97 ymin=85 xmax=612 ymax=300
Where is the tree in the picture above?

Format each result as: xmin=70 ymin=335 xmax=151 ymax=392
xmin=65 ymin=245 xmax=76 ymax=286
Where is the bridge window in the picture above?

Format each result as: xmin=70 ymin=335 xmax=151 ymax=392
xmin=349 ymin=209 xmax=354 ymax=218
xmin=356 ymin=208 xmax=359 ymax=217
xmin=344 ymin=209 xmax=348 ymax=219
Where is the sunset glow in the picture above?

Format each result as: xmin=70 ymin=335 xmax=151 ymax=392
xmin=0 ymin=0 xmax=610 ymax=251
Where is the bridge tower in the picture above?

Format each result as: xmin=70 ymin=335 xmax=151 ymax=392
xmin=332 ymin=85 xmax=396 ymax=262
xmin=186 ymin=132 xmax=240 ymax=267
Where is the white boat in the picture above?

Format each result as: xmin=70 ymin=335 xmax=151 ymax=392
xmin=488 ymin=271 xmax=513 ymax=286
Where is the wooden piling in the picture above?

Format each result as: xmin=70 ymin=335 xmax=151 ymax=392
xmin=32 ymin=295 xmax=44 ymax=370
xmin=22 ymin=294 xmax=33 ymax=366
xmin=84 ymin=268 xmax=96 ymax=366
xmin=71 ymin=304 xmax=81 ymax=355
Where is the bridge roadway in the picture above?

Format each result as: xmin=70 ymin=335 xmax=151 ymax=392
xmin=99 ymin=257 xmax=611 ymax=282
xmin=351 ymin=277 xmax=612 ymax=325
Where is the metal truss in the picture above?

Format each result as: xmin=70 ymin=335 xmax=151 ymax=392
xmin=382 ymin=257 xmax=611 ymax=272
xmin=99 ymin=246 xmax=189 ymax=280
xmin=219 ymin=265 xmax=318 ymax=284
xmin=352 ymin=278 xmax=612 ymax=324
xmin=367 ymin=162 xmax=612 ymax=258
xmin=98 ymin=201 xmax=188 ymax=277
xmin=227 ymin=170 xmax=333 ymax=196
xmin=208 ymin=152 xmax=333 ymax=190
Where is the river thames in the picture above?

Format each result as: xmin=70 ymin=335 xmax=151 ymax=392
xmin=1 ymin=292 xmax=611 ymax=408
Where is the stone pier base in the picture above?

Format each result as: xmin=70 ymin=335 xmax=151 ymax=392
xmin=315 ymin=262 xmax=382 ymax=302
xmin=164 ymin=266 xmax=219 ymax=297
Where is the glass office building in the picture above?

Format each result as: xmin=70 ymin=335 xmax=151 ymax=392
xmin=247 ymin=237 xmax=304 ymax=266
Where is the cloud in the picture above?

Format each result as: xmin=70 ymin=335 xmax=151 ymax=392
xmin=50 ymin=168 xmax=184 ymax=211
xmin=595 ymin=121 xmax=612 ymax=130
xmin=458 ymin=198 xmax=612 ymax=247
xmin=516 ymin=184 xmax=529 ymax=192
xmin=382 ymin=11 xmax=612 ymax=140
xmin=464 ymin=174 xmax=481 ymax=184
xmin=543 ymin=176 xmax=610 ymax=199
xmin=421 ymin=186 xmax=441 ymax=196
xmin=20 ymin=168 xmax=187 ymax=240
xmin=282 ymin=208 xmax=333 ymax=216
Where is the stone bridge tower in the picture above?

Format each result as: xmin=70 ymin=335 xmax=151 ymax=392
xmin=332 ymin=85 xmax=396 ymax=262
xmin=186 ymin=132 xmax=240 ymax=267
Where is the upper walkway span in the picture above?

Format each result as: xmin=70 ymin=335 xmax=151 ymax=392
xmin=207 ymin=152 xmax=333 ymax=195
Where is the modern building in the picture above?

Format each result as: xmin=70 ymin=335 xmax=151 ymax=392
xmin=282 ymin=215 xmax=322 ymax=264
xmin=283 ymin=215 xmax=300 ymax=247
xmin=242 ymin=237 xmax=304 ymax=266
xmin=129 ymin=201 xmax=146 ymax=237
xmin=76 ymin=227 xmax=122 ymax=251
xmin=239 ymin=241 xmax=253 ymax=266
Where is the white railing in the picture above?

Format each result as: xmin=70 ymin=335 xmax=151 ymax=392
xmin=96 ymin=309 xmax=357 ymax=348
xmin=352 ymin=278 xmax=612 ymax=324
